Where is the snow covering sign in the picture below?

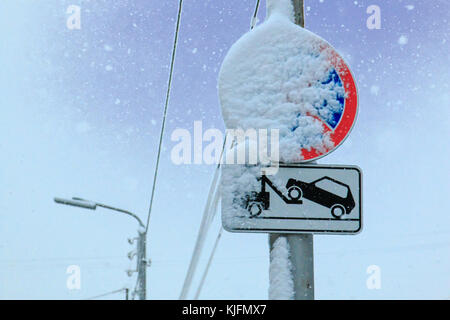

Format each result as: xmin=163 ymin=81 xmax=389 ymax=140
xmin=218 ymin=0 xmax=361 ymax=234
xmin=218 ymin=0 xmax=358 ymax=162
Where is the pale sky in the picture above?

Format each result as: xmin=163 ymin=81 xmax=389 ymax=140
xmin=0 ymin=0 xmax=449 ymax=299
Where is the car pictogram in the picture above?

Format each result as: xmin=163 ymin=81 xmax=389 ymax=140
xmin=285 ymin=176 xmax=355 ymax=218
xmin=239 ymin=175 xmax=355 ymax=219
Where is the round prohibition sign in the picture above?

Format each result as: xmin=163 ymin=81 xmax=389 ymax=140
xmin=300 ymin=42 xmax=358 ymax=161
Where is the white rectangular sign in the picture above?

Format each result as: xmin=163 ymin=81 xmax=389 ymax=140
xmin=221 ymin=164 xmax=362 ymax=234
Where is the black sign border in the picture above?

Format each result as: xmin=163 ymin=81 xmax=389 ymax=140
xmin=223 ymin=164 xmax=363 ymax=235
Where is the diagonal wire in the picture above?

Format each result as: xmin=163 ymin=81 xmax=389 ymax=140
xmin=86 ymin=288 xmax=127 ymax=300
xmin=250 ymin=0 xmax=261 ymax=29
xmin=194 ymin=226 xmax=223 ymax=299
xmin=145 ymin=0 xmax=184 ymax=233
xmin=179 ymin=0 xmax=263 ymax=299
xmin=179 ymin=138 xmax=227 ymax=299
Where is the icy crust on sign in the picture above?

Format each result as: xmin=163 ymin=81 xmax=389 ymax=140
xmin=221 ymin=164 xmax=287 ymax=230
xmin=218 ymin=0 xmax=346 ymax=161
xmin=221 ymin=165 xmax=260 ymax=229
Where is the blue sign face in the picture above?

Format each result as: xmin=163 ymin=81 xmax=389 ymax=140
xmin=318 ymin=69 xmax=345 ymax=129
xmin=292 ymin=68 xmax=345 ymax=133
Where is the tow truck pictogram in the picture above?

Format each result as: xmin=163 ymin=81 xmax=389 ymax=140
xmin=242 ymin=175 xmax=355 ymax=219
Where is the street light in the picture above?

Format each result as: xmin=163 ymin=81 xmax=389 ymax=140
xmin=54 ymin=197 xmax=97 ymax=210
xmin=54 ymin=196 xmax=147 ymax=300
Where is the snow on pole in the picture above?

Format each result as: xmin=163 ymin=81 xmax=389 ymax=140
xmin=269 ymin=236 xmax=294 ymax=300
xmin=266 ymin=0 xmax=295 ymax=21
xmin=218 ymin=0 xmax=319 ymax=300
xmin=218 ymin=0 xmax=350 ymax=163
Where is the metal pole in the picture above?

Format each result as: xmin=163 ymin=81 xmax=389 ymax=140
xmin=269 ymin=233 xmax=314 ymax=299
xmin=291 ymin=0 xmax=305 ymax=27
xmin=53 ymin=197 xmax=147 ymax=299
xmin=95 ymin=201 xmax=147 ymax=299
xmin=136 ymin=230 xmax=147 ymax=300
xmin=268 ymin=0 xmax=314 ymax=301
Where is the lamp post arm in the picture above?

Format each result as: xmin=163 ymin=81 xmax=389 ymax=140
xmin=97 ymin=203 xmax=145 ymax=229
xmin=71 ymin=197 xmax=145 ymax=229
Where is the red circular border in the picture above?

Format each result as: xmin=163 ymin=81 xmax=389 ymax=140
xmin=300 ymin=48 xmax=358 ymax=161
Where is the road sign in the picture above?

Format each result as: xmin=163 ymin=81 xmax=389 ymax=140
xmin=222 ymin=164 xmax=362 ymax=234
xmin=218 ymin=24 xmax=358 ymax=163
xmin=299 ymin=45 xmax=359 ymax=161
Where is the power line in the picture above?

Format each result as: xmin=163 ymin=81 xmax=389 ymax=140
xmin=251 ymin=0 xmax=261 ymax=29
xmin=86 ymin=287 xmax=128 ymax=300
xmin=194 ymin=226 xmax=223 ymax=299
xmin=179 ymin=0 xmax=265 ymax=299
xmin=145 ymin=0 xmax=184 ymax=233
xmin=179 ymin=158 xmax=223 ymax=299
